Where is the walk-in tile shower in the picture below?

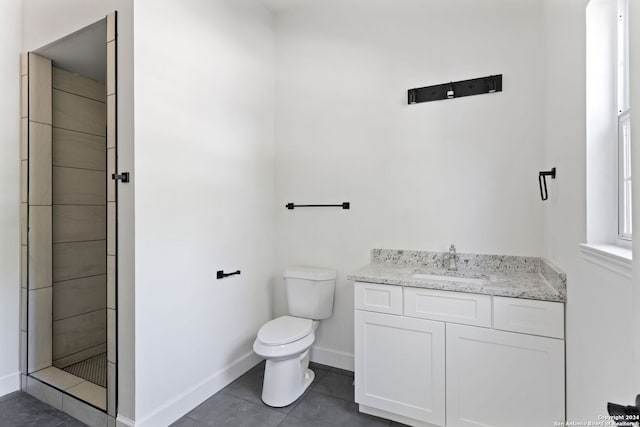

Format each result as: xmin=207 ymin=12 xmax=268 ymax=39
xmin=20 ymin=13 xmax=119 ymax=425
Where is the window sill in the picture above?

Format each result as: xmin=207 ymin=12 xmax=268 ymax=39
xmin=579 ymin=243 xmax=632 ymax=279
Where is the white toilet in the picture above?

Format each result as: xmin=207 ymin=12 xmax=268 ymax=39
xmin=253 ymin=266 xmax=336 ymax=407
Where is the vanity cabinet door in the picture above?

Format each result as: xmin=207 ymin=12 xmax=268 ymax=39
xmin=446 ymin=323 xmax=565 ymax=427
xmin=355 ymin=310 xmax=445 ymax=426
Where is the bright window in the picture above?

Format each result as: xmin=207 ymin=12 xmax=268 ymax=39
xmin=619 ymin=110 xmax=632 ymax=238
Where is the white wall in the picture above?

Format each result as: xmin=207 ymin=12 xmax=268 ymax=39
xmin=571 ymin=258 xmax=634 ymax=416
xmin=273 ymin=0 xmax=546 ymax=368
xmin=0 ymin=0 xmax=22 ymax=397
xmin=542 ymin=0 xmax=638 ymax=421
xmin=133 ymin=1 xmax=275 ymax=425
xmin=22 ymin=1 xmax=135 ymax=421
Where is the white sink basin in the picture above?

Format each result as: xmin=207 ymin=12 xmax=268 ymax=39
xmin=411 ymin=273 xmax=489 ymax=286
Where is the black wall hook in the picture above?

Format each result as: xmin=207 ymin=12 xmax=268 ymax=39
xmin=539 ymin=168 xmax=556 ymax=201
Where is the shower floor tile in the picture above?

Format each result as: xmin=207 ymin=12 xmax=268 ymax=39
xmin=62 ymin=352 xmax=106 ymax=387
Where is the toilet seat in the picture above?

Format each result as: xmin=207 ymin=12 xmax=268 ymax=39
xmin=253 ymin=332 xmax=315 ymax=359
xmin=257 ymin=316 xmax=313 ymax=345
xmin=253 ymin=316 xmax=315 ymax=359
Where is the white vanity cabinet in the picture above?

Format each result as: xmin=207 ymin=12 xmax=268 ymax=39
xmin=354 ymin=282 xmax=565 ymax=427
xmin=355 ymin=310 xmax=446 ymax=426
xmin=446 ymin=323 xmax=564 ymax=427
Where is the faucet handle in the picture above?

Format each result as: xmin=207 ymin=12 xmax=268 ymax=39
xmin=449 ymin=244 xmax=456 ymax=253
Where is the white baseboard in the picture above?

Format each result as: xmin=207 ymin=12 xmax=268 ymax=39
xmin=310 ymin=346 xmax=354 ymax=371
xmin=115 ymin=415 xmax=136 ymax=427
xmin=0 ymin=371 xmax=20 ymax=397
xmin=134 ymin=351 xmax=261 ymax=427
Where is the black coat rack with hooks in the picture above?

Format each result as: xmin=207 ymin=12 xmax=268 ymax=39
xmin=408 ymin=74 xmax=502 ymax=105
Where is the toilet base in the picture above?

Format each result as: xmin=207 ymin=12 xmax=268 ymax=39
xmin=261 ymin=350 xmax=314 ymax=407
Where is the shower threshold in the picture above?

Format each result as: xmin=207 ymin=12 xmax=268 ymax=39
xmin=30 ymin=363 xmax=106 ymax=410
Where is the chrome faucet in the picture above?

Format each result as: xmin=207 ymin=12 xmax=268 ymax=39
xmin=446 ymin=244 xmax=457 ymax=271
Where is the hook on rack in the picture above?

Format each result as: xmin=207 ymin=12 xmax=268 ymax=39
xmin=446 ymin=82 xmax=455 ymax=99
xmin=539 ymin=168 xmax=556 ymax=201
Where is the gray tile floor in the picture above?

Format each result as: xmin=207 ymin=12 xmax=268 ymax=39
xmin=0 ymin=391 xmax=85 ymax=427
xmin=172 ymin=361 xmax=404 ymax=427
xmin=0 ymin=362 xmax=404 ymax=427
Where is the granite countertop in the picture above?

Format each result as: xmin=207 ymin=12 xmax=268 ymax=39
xmin=347 ymin=249 xmax=567 ymax=303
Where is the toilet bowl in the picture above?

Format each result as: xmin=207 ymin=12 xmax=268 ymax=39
xmin=253 ymin=266 xmax=336 ymax=407
xmin=253 ymin=316 xmax=319 ymax=407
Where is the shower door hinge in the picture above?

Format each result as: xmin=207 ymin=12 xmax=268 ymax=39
xmin=112 ymin=172 xmax=130 ymax=183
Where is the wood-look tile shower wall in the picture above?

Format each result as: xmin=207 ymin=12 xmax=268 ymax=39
xmin=51 ymin=67 xmax=107 ymax=369
xmin=25 ymin=53 xmax=53 ymax=374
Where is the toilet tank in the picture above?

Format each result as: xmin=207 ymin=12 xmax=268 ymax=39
xmin=284 ymin=266 xmax=336 ymax=320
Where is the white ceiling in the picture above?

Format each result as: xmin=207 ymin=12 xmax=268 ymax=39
xmin=34 ymin=18 xmax=106 ymax=82
xmin=261 ymin=0 xmax=311 ymax=11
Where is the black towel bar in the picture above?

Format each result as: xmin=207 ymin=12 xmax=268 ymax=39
xmin=286 ymin=202 xmax=350 ymax=210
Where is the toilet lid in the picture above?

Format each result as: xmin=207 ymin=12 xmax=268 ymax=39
xmin=257 ymin=316 xmax=313 ymax=345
